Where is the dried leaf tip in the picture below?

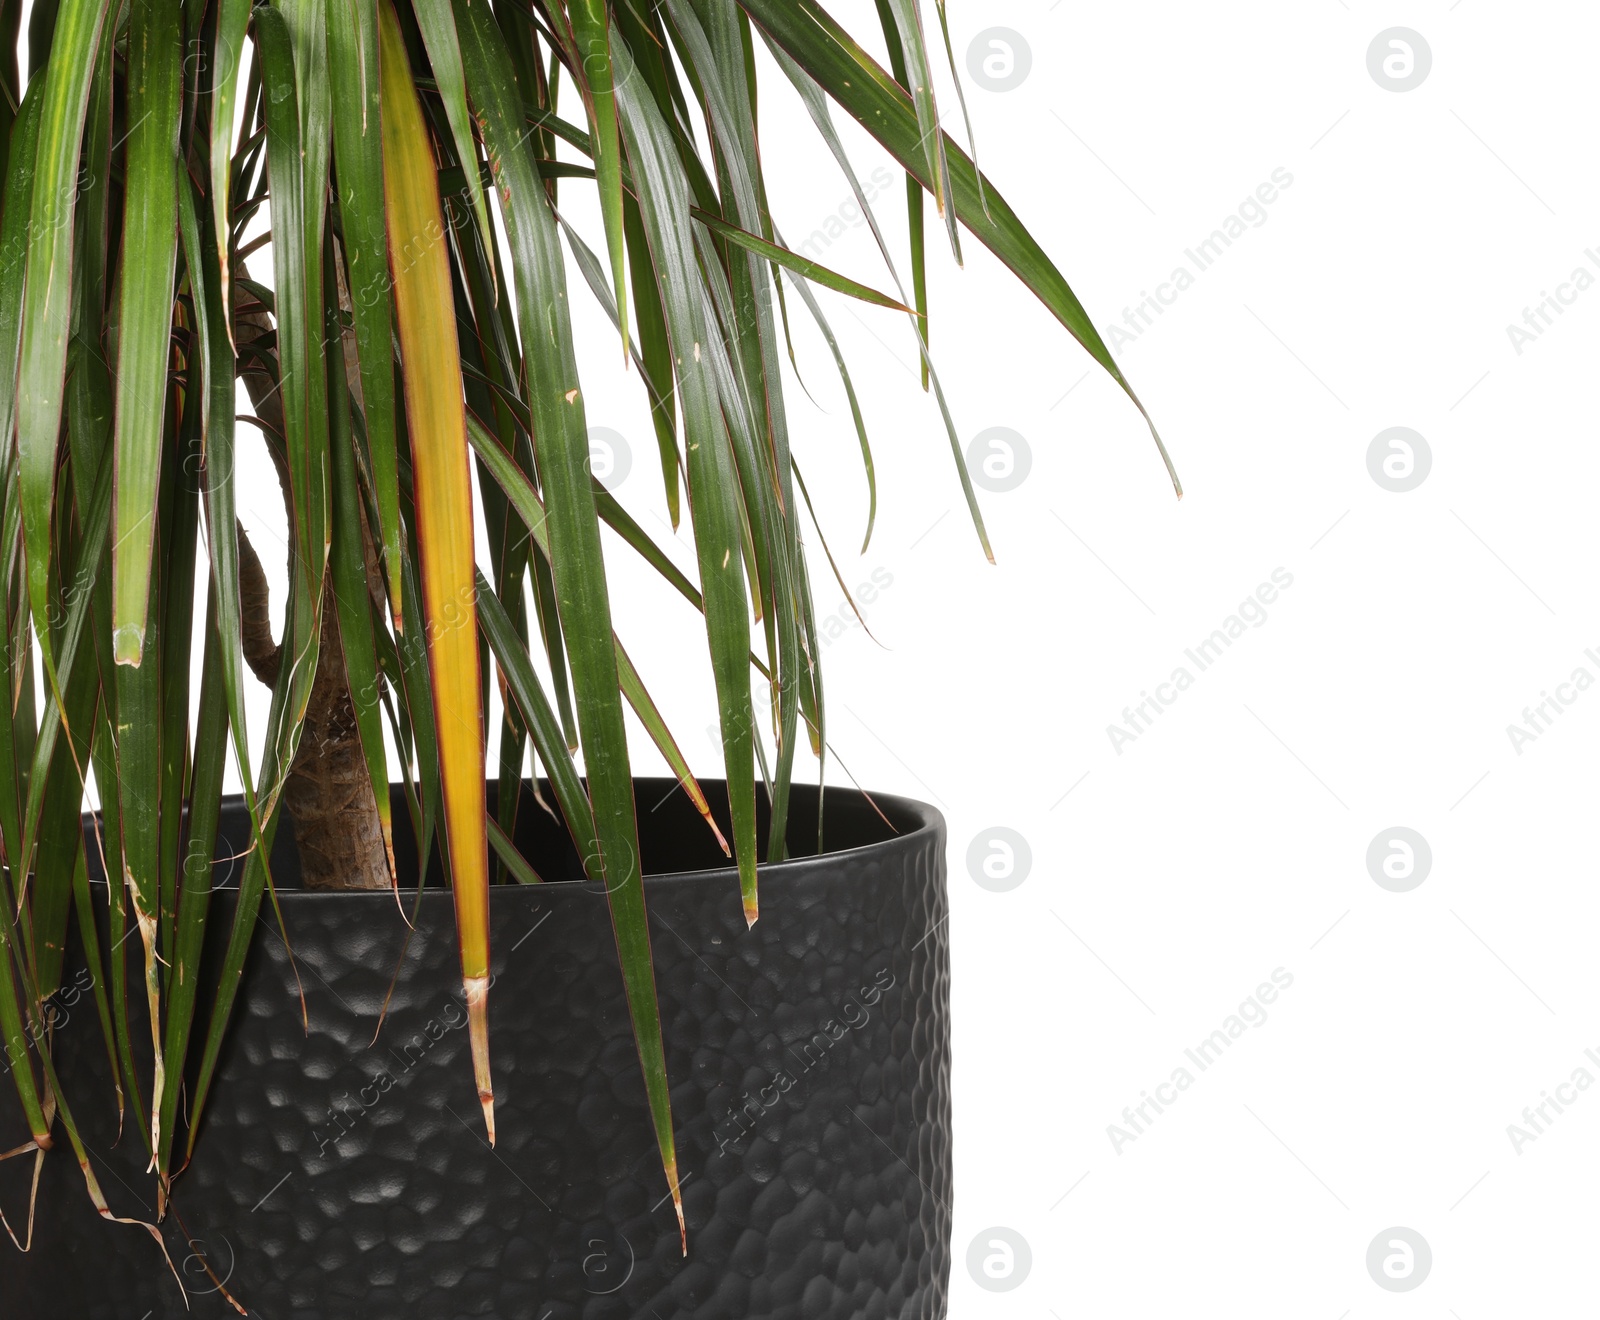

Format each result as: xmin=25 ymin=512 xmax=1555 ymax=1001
xmin=466 ymin=974 xmax=496 ymax=1145
xmin=667 ymin=1156 xmax=687 ymax=1255
xmin=743 ymin=895 xmax=759 ymax=930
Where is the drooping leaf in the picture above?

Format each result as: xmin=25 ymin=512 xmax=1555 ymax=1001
xmin=467 ymin=420 xmax=729 ymax=857
xmin=879 ymin=0 xmax=960 ymax=262
xmin=188 ymin=2 xmax=331 ymax=1158
xmin=454 ymin=0 xmax=683 ymax=1239
xmin=773 ymin=250 xmax=876 ymax=550
xmin=473 ymin=566 xmax=593 ymax=864
xmin=746 ymin=0 xmax=1181 ymax=496
xmin=617 ymin=38 xmax=760 ymax=904
xmin=929 ymin=0 xmax=985 ymax=218
xmin=762 ymin=29 xmax=992 ymax=558
xmin=380 ymin=0 xmax=493 ymax=1141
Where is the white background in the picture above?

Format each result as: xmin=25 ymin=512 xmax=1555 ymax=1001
xmin=25 ymin=1 xmax=1600 ymax=1313
xmin=746 ymin=3 xmax=1600 ymax=1315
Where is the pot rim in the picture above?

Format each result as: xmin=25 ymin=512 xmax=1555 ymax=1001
xmin=87 ymin=778 xmax=946 ymax=900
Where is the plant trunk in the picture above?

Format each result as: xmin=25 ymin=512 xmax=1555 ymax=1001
xmin=283 ymin=577 xmax=390 ymax=891
xmin=234 ymin=286 xmax=389 ymax=892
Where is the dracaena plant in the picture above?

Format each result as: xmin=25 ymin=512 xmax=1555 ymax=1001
xmin=0 ymin=0 xmax=1176 ymax=1266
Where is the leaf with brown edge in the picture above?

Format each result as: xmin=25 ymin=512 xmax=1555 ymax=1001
xmin=379 ymin=0 xmax=493 ymax=1143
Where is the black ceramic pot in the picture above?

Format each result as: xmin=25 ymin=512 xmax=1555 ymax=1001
xmin=1 ymin=780 xmax=951 ymax=1319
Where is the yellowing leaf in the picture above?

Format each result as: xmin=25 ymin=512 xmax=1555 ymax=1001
xmin=379 ymin=0 xmax=493 ymax=1142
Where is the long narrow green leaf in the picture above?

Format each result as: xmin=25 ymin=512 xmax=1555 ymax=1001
xmin=562 ymin=0 xmax=629 ymax=363
xmin=473 ymin=566 xmax=593 ymax=861
xmin=394 ymin=521 xmax=443 ymax=888
xmin=0 ymin=86 xmax=43 ymax=877
xmin=16 ymin=0 xmax=111 ymax=687
xmin=62 ymin=82 xmax=134 ymax=1124
xmin=455 ymin=0 xmax=684 ymax=1240
xmin=554 ymin=209 xmax=682 ymax=545
xmin=30 ymin=587 xmax=98 ymax=998
xmin=908 ymin=176 xmax=928 ymax=387
xmin=178 ymin=138 xmax=265 ymax=869
xmin=328 ymin=0 xmax=405 ymax=621
xmin=872 ymin=0 xmax=929 ymax=389
xmin=468 ymin=422 xmax=730 ymax=856
xmin=930 ymin=0 xmax=985 ymax=217
xmin=327 ymin=253 xmax=395 ymax=882
xmin=157 ymin=369 xmax=202 ymax=981
xmin=692 ymin=208 xmax=911 ymax=312
xmin=882 ymin=0 xmax=959 ymax=262
xmin=104 ymin=0 xmax=180 ymax=1164
xmin=189 ymin=3 xmax=330 ymax=1155
xmin=156 ymin=592 xmax=227 ymax=1186
xmin=774 ymin=43 xmax=998 ymax=572
xmin=526 ymin=529 xmax=578 ymax=753
xmin=0 ymin=820 xmax=47 ymax=1147
xmin=109 ymin=0 xmax=183 ymax=666
xmin=623 ymin=197 xmax=681 ymax=526
xmin=593 ymin=503 xmax=706 ymax=630
xmin=733 ymin=6 xmax=806 ymax=398
xmin=16 ymin=432 xmax=112 ymax=919
xmin=516 ymin=103 xmax=594 ymax=157
xmin=773 ymin=251 xmax=876 ymax=549
xmin=614 ymin=637 xmax=730 ymax=856
xmin=487 ymin=816 xmax=543 ymax=884
xmin=412 ymin=0 xmax=495 ymax=300
xmin=0 ymin=84 xmax=42 ymax=509
xmin=762 ymin=30 xmax=992 ymax=558
xmin=614 ymin=30 xmax=758 ymax=913
xmin=69 ymin=776 xmax=124 ymax=1124
xmin=555 ymin=213 xmax=671 ymax=402
xmin=64 ymin=0 xmax=115 ymax=519
xmin=113 ymin=558 xmax=166 ymax=1159
xmin=661 ymin=0 xmax=800 ymax=864
xmin=274 ymin=0 xmax=333 ymax=603
xmin=669 ymin=0 xmax=806 ymax=860
xmin=91 ymin=661 xmax=150 ymax=1152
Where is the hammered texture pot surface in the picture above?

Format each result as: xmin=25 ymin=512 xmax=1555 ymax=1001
xmin=0 ymin=781 xmax=951 ymax=1320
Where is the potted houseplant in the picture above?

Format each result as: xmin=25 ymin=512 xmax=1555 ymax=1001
xmin=0 ymin=0 xmax=1177 ymax=1315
